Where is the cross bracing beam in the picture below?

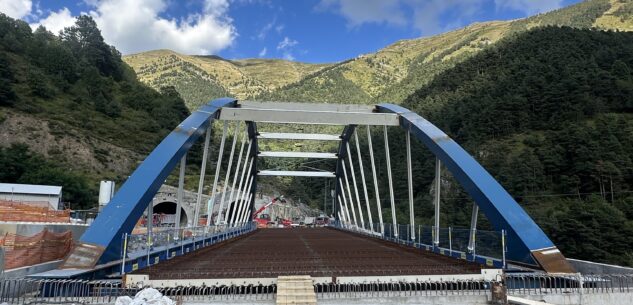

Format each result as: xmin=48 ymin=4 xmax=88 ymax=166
xmin=258 ymin=170 xmax=335 ymax=178
xmin=239 ymin=101 xmax=375 ymax=113
xmin=258 ymin=151 xmax=337 ymax=159
xmin=258 ymin=132 xmax=341 ymax=141
xmin=219 ymin=108 xmax=399 ymax=126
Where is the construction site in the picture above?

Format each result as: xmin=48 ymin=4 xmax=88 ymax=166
xmin=2 ymin=100 xmax=633 ymax=305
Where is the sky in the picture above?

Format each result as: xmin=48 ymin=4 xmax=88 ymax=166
xmin=0 ymin=0 xmax=583 ymax=63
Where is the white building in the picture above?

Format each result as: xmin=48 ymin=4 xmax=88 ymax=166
xmin=0 ymin=183 xmax=63 ymax=210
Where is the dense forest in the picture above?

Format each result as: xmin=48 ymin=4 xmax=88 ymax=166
xmin=0 ymin=14 xmax=189 ymax=208
xmin=396 ymin=27 xmax=633 ymax=266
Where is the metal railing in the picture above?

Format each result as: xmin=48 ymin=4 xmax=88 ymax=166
xmin=0 ymin=279 xmax=276 ymax=304
xmin=505 ymin=273 xmax=633 ymax=295
xmin=335 ymin=221 xmax=506 ymax=267
xmin=2 ymin=273 xmax=633 ymax=304
xmin=120 ymin=221 xmax=256 ymax=274
xmin=315 ymin=280 xmax=492 ymax=299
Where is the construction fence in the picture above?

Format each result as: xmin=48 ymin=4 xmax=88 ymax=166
xmin=0 ymin=200 xmax=70 ymax=223
xmin=0 ymin=229 xmax=73 ymax=270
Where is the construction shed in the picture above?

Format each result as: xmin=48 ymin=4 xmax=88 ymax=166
xmin=0 ymin=183 xmax=63 ymax=210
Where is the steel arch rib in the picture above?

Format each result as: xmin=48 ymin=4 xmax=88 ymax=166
xmin=376 ymin=103 xmax=573 ymax=272
xmin=64 ymin=98 xmax=237 ymax=267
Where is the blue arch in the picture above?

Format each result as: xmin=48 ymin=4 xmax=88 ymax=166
xmin=63 ymin=98 xmax=570 ymax=272
xmin=65 ymin=98 xmax=237 ymax=266
xmin=377 ymin=103 xmax=572 ymax=271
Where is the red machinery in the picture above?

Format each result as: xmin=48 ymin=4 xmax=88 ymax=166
xmin=253 ymin=196 xmax=292 ymax=228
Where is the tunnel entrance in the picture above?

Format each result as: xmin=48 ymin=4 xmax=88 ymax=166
xmin=153 ymin=201 xmax=188 ymax=227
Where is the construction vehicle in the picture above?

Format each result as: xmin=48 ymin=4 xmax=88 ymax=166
xmin=253 ymin=196 xmax=292 ymax=228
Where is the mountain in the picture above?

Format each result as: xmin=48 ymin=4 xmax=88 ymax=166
xmin=125 ymin=0 xmax=633 ymax=108
xmin=123 ymin=49 xmax=330 ymax=108
xmin=0 ymin=14 xmax=189 ymax=207
xmin=398 ymin=26 xmax=633 ymax=266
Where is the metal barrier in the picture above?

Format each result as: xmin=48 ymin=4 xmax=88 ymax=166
xmin=335 ymin=222 xmax=506 ymax=268
xmin=314 ymin=279 xmax=493 ymax=299
xmin=0 ymin=278 xmax=276 ymax=304
xmin=505 ymin=273 xmax=633 ymax=295
xmin=120 ymin=222 xmax=256 ymax=274
xmin=2 ymin=274 xmax=633 ymax=303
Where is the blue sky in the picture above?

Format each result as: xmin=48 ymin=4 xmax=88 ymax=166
xmin=1 ymin=0 xmax=582 ymax=63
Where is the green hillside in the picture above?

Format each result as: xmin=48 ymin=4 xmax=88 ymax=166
xmin=0 ymin=14 xmax=189 ymax=208
xmin=399 ymin=27 xmax=633 ymax=266
xmin=259 ymin=0 xmax=630 ymax=105
xmin=123 ymin=50 xmax=330 ymax=108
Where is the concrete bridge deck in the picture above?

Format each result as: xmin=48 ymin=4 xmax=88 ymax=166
xmin=135 ymin=227 xmax=483 ymax=279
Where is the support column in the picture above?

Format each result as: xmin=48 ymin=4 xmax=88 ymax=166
xmin=367 ymin=126 xmax=384 ymax=235
xmin=338 ymin=179 xmax=352 ymax=224
xmin=354 ymin=130 xmax=373 ymax=230
xmin=147 ymin=198 xmax=153 ymax=242
xmin=406 ymin=130 xmax=415 ymax=241
xmin=342 ymin=161 xmax=358 ymax=226
xmin=195 ymin=124 xmax=213 ymax=226
xmin=234 ymin=157 xmax=253 ymax=225
xmin=384 ymin=126 xmax=398 ymax=237
xmin=217 ymin=121 xmax=242 ymax=224
xmin=346 ymin=143 xmax=365 ymax=229
xmin=468 ymin=202 xmax=479 ymax=253
xmin=239 ymin=172 xmax=255 ymax=223
xmin=433 ymin=158 xmax=441 ymax=246
xmin=175 ymin=154 xmax=186 ymax=229
xmin=230 ymin=139 xmax=252 ymax=226
xmin=206 ymin=121 xmax=228 ymax=226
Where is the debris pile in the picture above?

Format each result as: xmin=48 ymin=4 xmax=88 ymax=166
xmin=115 ymin=288 xmax=174 ymax=305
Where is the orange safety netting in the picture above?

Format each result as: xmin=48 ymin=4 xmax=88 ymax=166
xmin=0 ymin=229 xmax=73 ymax=270
xmin=0 ymin=200 xmax=70 ymax=223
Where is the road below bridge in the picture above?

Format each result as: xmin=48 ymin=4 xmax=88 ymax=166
xmin=137 ymin=227 xmax=483 ymax=279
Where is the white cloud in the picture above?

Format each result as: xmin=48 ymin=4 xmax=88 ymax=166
xmin=318 ymin=0 xmax=405 ymax=27
xmin=257 ymin=19 xmax=275 ymax=40
xmin=408 ymin=0 xmax=484 ymax=35
xmin=282 ymin=52 xmax=294 ymax=61
xmin=319 ymin=0 xmax=566 ymax=35
xmin=0 ymin=0 xmax=32 ymax=19
xmin=30 ymin=8 xmax=75 ymax=34
xmin=276 ymin=36 xmax=297 ymax=61
xmin=258 ymin=47 xmax=267 ymax=57
xmin=29 ymin=0 xmax=236 ymax=55
xmin=277 ymin=36 xmax=297 ymax=50
xmin=495 ymin=0 xmax=564 ymax=15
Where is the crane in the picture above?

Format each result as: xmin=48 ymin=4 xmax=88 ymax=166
xmin=253 ymin=196 xmax=292 ymax=228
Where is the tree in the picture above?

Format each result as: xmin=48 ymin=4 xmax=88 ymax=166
xmin=60 ymin=15 xmax=122 ymax=79
xmin=0 ymin=53 xmax=16 ymax=105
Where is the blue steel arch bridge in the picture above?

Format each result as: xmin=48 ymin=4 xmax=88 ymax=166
xmin=9 ymin=98 xmax=633 ymax=304
xmin=53 ymin=98 xmax=575 ymax=276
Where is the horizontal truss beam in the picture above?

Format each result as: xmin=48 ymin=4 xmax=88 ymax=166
xmin=219 ymin=108 xmax=399 ymax=126
xmin=258 ymin=151 xmax=337 ymax=159
xmin=258 ymin=170 xmax=335 ymax=178
xmin=258 ymin=132 xmax=341 ymax=141
xmin=239 ymin=101 xmax=375 ymax=113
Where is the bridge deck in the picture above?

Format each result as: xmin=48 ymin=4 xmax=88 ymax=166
xmin=137 ymin=228 xmax=482 ymax=279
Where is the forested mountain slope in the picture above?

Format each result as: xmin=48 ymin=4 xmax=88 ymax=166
xmin=123 ymin=49 xmax=330 ymax=108
xmin=400 ymin=27 xmax=633 ymax=266
xmin=259 ymin=0 xmax=631 ymax=105
xmin=124 ymin=0 xmax=633 ymax=111
xmin=0 ymin=14 xmax=189 ymax=208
